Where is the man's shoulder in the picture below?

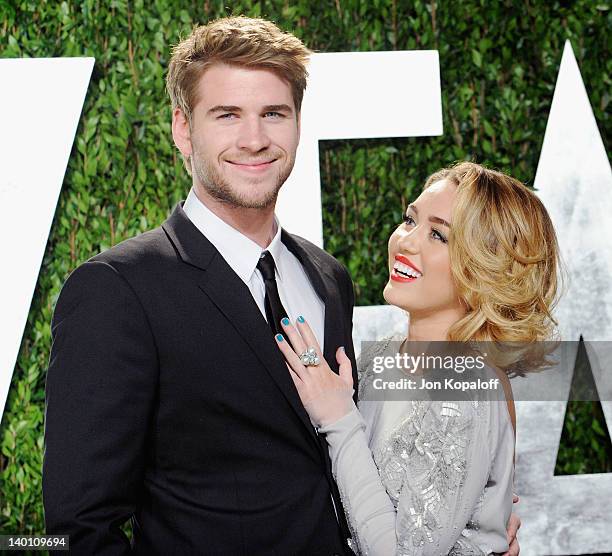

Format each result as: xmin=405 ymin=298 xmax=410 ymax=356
xmin=89 ymin=225 xmax=173 ymax=270
xmin=62 ymin=224 xmax=176 ymax=292
xmin=53 ymin=222 xmax=181 ymax=319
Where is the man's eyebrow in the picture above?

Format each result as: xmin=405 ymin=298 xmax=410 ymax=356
xmin=207 ymin=104 xmax=294 ymax=115
xmin=263 ymin=104 xmax=293 ymax=113
xmin=407 ymin=204 xmax=451 ymax=228
xmin=208 ymin=105 xmax=242 ymax=114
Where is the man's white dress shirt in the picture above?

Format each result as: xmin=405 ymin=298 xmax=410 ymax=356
xmin=183 ymin=187 xmax=325 ymax=349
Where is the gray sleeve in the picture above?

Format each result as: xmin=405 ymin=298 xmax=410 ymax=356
xmin=319 ymin=405 xmax=397 ymax=555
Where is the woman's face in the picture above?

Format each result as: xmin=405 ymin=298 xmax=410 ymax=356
xmin=383 ymin=179 xmax=464 ymax=318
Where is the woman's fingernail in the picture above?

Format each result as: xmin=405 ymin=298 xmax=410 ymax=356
xmin=281 ymin=317 xmax=290 ymax=326
xmin=340 ymin=346 xmax=345 ymax=352
xmin=276 ymin=334 xmax=284 ymax=342
xmin=297 ymin=315 xmax=305 ymax=323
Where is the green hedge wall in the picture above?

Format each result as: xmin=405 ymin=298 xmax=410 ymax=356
xmin=1 ymin=0 xmax=610 ymax=537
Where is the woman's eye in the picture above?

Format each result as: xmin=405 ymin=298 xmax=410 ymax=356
xmin=218 ymin=113 xmax=237 ymax=120
xmin=403 ymin=214 xmax=415 ymax=226
xmin=431 ymin=228 xmax=448 ymax=244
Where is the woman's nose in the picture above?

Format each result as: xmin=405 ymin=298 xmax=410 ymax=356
xmin=398 ymin=228 xmax=420 ymax=254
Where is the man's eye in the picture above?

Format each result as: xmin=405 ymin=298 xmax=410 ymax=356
xmin=264 ymin=111 xmax=283 ymax=118
xmin=403 ymin=214 xmax=415 ymax=226
xmin=218 ymin=113 xmax=236 ymax=119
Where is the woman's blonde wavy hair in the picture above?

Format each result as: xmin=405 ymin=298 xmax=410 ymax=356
xmin=424 ymin=162 xmax=564 ymax=376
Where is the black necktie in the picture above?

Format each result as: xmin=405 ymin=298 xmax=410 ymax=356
xmin=258 ymin=252 xmax=353 ymax=551
xmin=257 ymin=251 xmax=291 ymax=338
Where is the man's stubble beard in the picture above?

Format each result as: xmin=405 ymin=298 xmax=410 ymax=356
xmin=191 ymin=147 xmax=296 ymax=210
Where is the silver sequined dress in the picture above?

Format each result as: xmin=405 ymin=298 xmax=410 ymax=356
xmin=319 ymin=337 xmax=515 ymax=555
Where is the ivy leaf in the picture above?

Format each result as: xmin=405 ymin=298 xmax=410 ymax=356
xmin=472 ymin=49 xmax=482 ymax=68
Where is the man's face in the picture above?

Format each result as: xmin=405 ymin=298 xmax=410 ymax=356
xmin=182 ymin=63 xmax=300 ymax=209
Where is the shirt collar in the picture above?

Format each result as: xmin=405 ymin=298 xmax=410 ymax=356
xmin=183 ymin=187 xmax=283 ymax=283
xmin=266 ymin=220 xmax=284 ymax=282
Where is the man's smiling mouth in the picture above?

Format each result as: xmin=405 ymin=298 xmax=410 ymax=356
xmin=226 ymin=159 xmax=277 ymax=168
xmin=224 ymin=159 xmax=278 ymax=173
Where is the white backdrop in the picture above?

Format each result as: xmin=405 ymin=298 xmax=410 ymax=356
xmin=278 ymin=50 xmax=442 ymax=245
xmin=0 ymin=57 xmax=94 ymax=419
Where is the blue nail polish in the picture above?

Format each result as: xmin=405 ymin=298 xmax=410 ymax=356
xmin=281 ymin=317 xmax=290 ymax=326
xmin=297 ymin=315 xmax=305 ymax=323
xmin=276 ymin=334 xmax=284 ymax=342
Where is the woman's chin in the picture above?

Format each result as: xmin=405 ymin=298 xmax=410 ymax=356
xmin=383 ymin=282 xmax=414 ymax=313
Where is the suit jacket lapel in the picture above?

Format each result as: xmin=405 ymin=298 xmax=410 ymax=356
xmin=162 ymin=204 xmax=319 ymax=445
xmin=281 ymin=231 xmax=345 ymax=374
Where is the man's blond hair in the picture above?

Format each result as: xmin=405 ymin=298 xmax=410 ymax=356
xmin=166 ymin=16 xmax=311 ymax=173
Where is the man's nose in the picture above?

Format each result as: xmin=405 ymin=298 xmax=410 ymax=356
xmin=236 ymin=117 xmax=271 ymax=152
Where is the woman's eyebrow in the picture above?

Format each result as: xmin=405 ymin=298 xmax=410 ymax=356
xmin=407 ymin=204 xmax=451 ymax=228
xmin=429 ymin=216 xmax=451 ymax=228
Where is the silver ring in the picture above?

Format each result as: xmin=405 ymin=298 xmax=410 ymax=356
xmin=299 ymin=347 xmax=320 ymax=367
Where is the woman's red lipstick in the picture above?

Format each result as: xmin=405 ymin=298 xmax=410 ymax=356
xmin=391 ymin=255 xmax=422 ymax=283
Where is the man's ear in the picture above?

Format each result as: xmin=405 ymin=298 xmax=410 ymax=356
xmin=172 ymin=107 xmax=192 ymax=159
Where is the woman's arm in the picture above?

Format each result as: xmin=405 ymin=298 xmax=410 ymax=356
xmin=319 ymin=406 xmax=397 ymax=555
xmin=275 ymin=319 xmax=512 ymax=555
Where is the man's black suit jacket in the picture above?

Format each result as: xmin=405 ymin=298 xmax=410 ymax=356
xmin=43 ymin=203 xmax=358 ymax=555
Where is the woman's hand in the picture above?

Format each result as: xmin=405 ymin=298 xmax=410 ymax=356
xmin=275 ymin=316 xmax=354 ymax=428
